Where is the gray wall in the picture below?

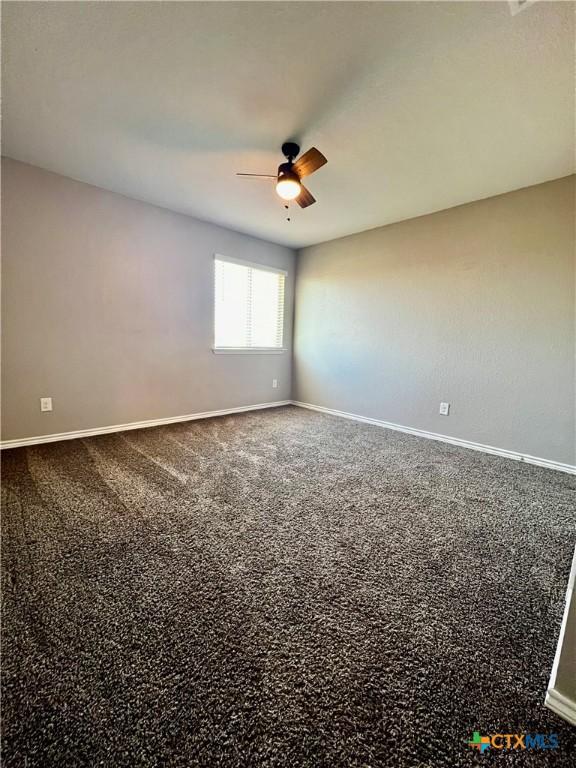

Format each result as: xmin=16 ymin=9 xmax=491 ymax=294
xmin=294 ymin=176 xmax=575 ymax=466
xmin=1 ymin=158 xmax=295 ymax=441
xmin=3 ymin=159 xmax=575 ymax=464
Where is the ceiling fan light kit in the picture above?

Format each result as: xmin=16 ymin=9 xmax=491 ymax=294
xmin=237 ymin=141 xmax=327 ymax=210
xmin=276 ymin=166 xmax=301 ymax=201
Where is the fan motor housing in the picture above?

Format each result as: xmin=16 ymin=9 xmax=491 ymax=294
xmin=277 ymin=163 xmax=299 ymax=183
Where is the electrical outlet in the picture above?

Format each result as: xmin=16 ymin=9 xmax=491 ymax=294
xmin=272 ymin=379 xmax=278 ymax=389
xmin=439 ymin=402 xmax=450 ymax=416
xmin=40 ymin=397 xmax=53 ymax=412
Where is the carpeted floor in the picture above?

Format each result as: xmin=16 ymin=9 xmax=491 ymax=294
xmin=2 ymin=405 xmax=575 ymax=766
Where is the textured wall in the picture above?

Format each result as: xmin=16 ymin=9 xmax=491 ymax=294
xmin=1 ymin=159 xmax=295 ymax=441
xmin=294 ymin=176 xmax=576 ymax=465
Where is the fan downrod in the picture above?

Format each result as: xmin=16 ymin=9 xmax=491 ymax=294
xmin=281 ymin=142 xmax=300 ymax=163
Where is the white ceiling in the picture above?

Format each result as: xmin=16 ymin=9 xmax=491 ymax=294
xmin=2 ymin=1 xmax=574 ymax=248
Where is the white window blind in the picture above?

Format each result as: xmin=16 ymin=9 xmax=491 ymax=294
xmin=214 ymin=257 xmax=286 ymax=350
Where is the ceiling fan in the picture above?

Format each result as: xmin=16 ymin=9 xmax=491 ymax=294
xmin=236 ymin=142 xmax=327 ymax=208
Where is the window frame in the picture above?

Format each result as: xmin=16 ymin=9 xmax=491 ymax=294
xmin=212 ymin=254 xmax=288 ymax=354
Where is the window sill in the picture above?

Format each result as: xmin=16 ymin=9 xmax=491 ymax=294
xmin=212 ymin=348 xmax=287 ymax=355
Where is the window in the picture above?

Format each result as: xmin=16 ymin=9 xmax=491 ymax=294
xmin=214 ymin=256 xmax=286 ymax=352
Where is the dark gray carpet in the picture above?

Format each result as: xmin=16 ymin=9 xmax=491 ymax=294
xmin=2 ymin=405 xmax=575 ymax=766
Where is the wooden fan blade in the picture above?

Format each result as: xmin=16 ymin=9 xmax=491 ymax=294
xmin=296 ymin=184 xmax=316 ymax=208
xmin=293 ymin=147 xmax=327 ymax=178
xmin=236 ymin=173 xmax=276 ymax=179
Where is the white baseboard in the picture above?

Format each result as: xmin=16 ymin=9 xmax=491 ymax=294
xmin=545 ymin=546 xmax=576 ymax=726
xmin=0 ymin=400 xmax=292 ymax=450
xmin=3 ymin=399 xmax=575 ymax=476
xmin=292 ymin=401 xmax=576 ymax=475
xmin=545 ymin=688 xmax=576 ymax=727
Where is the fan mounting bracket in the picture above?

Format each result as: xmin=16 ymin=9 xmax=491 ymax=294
xmin=281 ymin=141 xmax=300 ymax=162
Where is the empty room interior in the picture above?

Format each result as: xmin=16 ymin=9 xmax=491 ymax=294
xmin=1 ymin=1 xmax=575 ymax=765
